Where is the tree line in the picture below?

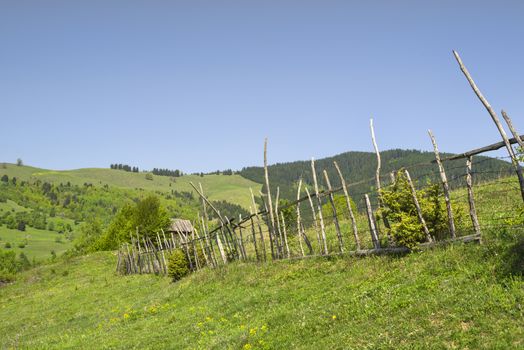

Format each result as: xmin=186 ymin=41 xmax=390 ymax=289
xmin=110 ymin=164 xmax=139 ymax=172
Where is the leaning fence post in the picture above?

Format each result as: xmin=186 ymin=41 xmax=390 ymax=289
xmin=238 ymin=215 xmax=248 ymax=260
xmin=501 ymin=110 xmax=524 ymax=149
xmin=333 ymin=161 xmax=361 ymax=250
xmin=453 ymin=50 xmax=524 ymax=203
xmin=404 ymin=169 xmax=433 ymax=243
xmin=311 ymin=158 xmax=328 ymax=255
xmin=323 ymin=170 xmax=344 ymax=253
xmin=365 ymin=194 xmax=381 ymax=249
xmin=428 ymin=130 xmax=457 ymax=239
xmin=466 ymin=156 xmax=482 ymax=237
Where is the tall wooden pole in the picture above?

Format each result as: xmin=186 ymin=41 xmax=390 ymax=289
xmin=466 ymin=156 xmax=482 ymax=237
xmin=274 ymin=186 xmax=283 ymax=258
xmin=333 ymin=161 xmax=360 ymax=250
xmin=453 ymin=50 xmax=524 ymax=203
xmin=404 ymin=169 xmax=432 ymax=243
xmin=370 ymin=118 xmax=392 ymax=243
xmin=323 ymin=170 xmax=344 ymax=252
xmin=296 ymin=179 xmax=305 ymax=257
xmin=263 ymin=138 xmax=278 ymax=255
xmin=311 ymin=158 xmax=328 ymax=255
xmin=428 ymin=130 xmax=457 ymax=239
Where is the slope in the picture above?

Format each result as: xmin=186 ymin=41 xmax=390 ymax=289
xmin=0 ymin=164 xmax=261 ymax=210
xmin=0 ymin=232 xmax=522 ymax=349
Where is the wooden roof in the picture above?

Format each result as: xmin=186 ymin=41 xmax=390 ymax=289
xmin=169 ymin=219 xmax=193 ymax=233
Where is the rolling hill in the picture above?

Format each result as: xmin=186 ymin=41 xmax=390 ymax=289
xmin=0 ymin=164 xmax=262 ymax=210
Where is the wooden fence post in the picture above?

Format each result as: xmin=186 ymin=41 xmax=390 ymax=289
xmin=238 ymin=215 xmax=247 ymax=260
xmin=404 ymin=169 xmax=432 ymax=243
xmin=263 ymin=138 xmax=278 ymax=256
xmin=453 ymin=50 xmax=524 ymax=203
xmin=280 ymin=212 xmax=291 ymax=258
xmin=370 ymin=119 xmax=392 ymax=243
xmin=305 ymin=186 xmax=322 ymax=253
xmin=466 ymin=156 xmax=482 ymax=237
xmin=296 ymin=179 xmax=305 ymax=257
xmin=501 ymin=110 xmax=524 ymax=149
xmin=250 ymin=188 xmax=267 ymax=261
xmin=311 ymin=158 xmax=328 ymax=255
xmin=428 ymin=130 xmax=457 ymax=239
xmin=365 ymin=194 xmax=381 ymax=249
xmin=333 ymin=161 xmax=361 ymax=250
xmin=323 ymin=170 xmax=344 ymax=252
xmin=249 ymin=214 xmax=260 ymax=261
xmin=274 ymin=187 xmax=283 ymax=258
xmin=195 ymin=227 xmax=209 ymax=267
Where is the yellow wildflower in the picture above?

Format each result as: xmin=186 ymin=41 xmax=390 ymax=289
xmin=249 ymin=328 xmax=257 ymax=336
xmin=332 ymin=315 xmax=337 ymax=320
xmin=243 ymin=344 xmax=252 ymax=350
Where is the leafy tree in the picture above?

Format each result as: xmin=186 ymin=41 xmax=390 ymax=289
xmin=16 ymin=158 xmax=23 ymax=166
xmin=1 ymin=175 xmax=8 ymax=183
xmin=96 ymin=195 xmax=170 ymax=250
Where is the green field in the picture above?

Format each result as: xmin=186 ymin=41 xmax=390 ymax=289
xmin=0 ymin=226 xmax=73 ymax=261
xmin=0 ymin=164 xmax=262 ymax=209
xmin=0 ymin=230 xmax=522 ymax=349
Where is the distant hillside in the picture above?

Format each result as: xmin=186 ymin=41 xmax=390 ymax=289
xmin=238 ymin=149 xmax=513 ymax=201
xmin=0 ymin=164 xmax=261 ymax=210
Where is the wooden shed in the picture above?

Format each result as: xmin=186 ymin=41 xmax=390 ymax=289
xmin=168 ymin=219 xmax=193 ymax=235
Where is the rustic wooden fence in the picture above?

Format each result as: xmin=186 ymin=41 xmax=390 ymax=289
xmin=117 ymin=50 xmax=524 ymax=276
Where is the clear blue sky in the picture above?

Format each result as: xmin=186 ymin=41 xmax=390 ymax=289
xmin=1 ymin=0 xmax=523 ymax=172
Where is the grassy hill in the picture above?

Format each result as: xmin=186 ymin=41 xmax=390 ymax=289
xmin=0 ymin=231 xmax=522 ymax=349
xmin=0 ymin=164 xmax=261 ymax=210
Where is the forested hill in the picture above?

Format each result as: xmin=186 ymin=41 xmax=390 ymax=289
xmin=238 ymin=149 xmax=513 ymax=201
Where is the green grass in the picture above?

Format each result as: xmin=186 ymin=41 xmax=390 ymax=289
xmin=0 ymin=164 xmax=262 ymax=209
xmin=0 ymin=226 xmax=73 ymax=260
xmin=0 ymin=199 xmax=29 ymax=213
xmin=0 ymin=232 xmax=522 ymax=349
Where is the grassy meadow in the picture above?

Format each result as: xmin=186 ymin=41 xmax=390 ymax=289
xmin=0 ymin=229 xmax=522 ymax=349
xmin=0 ymin=163 xmax=262 ymax=210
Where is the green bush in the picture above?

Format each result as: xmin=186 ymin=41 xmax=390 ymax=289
xmin=4 ymin=242 xmax=11 ymax=249
xmin=381 ymin=170 xmax=448 ymax=248
xmin=167 ymin=249 xmax=189 ymax=281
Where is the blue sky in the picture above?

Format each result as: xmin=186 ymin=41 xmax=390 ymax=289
xmin=1 ymin=0 xmax=523 ymax=172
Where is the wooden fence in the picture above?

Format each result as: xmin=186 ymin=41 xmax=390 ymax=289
xmin=117 ymin=51 xmax=524 ymax=276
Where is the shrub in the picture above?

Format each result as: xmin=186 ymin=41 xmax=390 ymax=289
xmin=18 ymin=242 xmax=26 ymax=248
xmin=167 ymin=249 xmax=189 ymax=281
xmin=4 ymin=242 xmax=11 ymax=248
xmin=381 ymin=170 xmax=448 ymax=248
